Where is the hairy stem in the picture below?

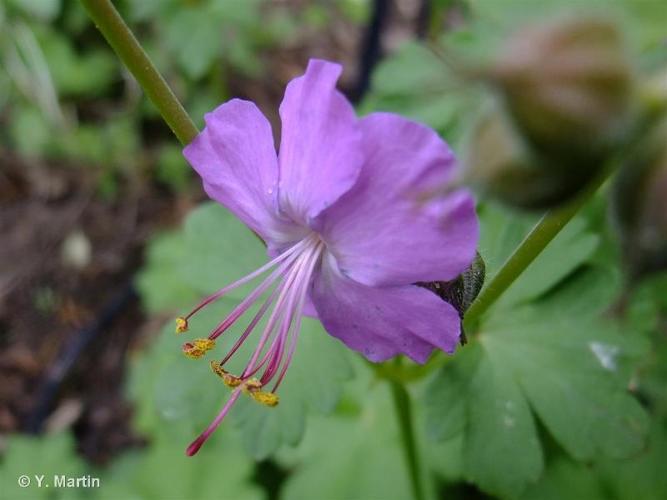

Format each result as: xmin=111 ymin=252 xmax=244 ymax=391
xmin=464 ymin=167 xmax=613 ymax=330
xmin=80 ymin=0 xmax=198 ymax=145
xmin=389 ymin=360 xmax=426 ymax=500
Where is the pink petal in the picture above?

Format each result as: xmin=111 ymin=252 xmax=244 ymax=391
xmin=184 ymin=99 xmax=303 ymax=246
xmin=319 ymin=112 xmax=479 ymax=287
xmin=277 ymin=59 xmax=363 ymax=227
xmin=311 ymin=253 xmax=462 ymax=363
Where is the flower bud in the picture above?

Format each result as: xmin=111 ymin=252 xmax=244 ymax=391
xmin=464 ymin=108 xmax=597 ymax=209
xmin=611 ymin=118 xmax=667 ymax=283
xmin=490 ymin=16 xmax=635 ymax=165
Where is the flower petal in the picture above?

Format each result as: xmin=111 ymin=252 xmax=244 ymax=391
xmin=184 ymin=99 xmax=303 ymax=246
xmin=311 ymin=253 xmax=461 ymax=363
xmin=278 ymin=59 xmax=363 ymax=226
xmin=319 ymin=112 xmax=479 ymax=287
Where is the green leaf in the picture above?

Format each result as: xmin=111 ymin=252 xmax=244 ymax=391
xmin=478 ymin=204 xmax=601 ymax=309
xmin=477 ymin=203 xmax=536 ymax=279
xmin=156 ymin=144 xmax=192 ymax=192
xmin=520 ymin=458 xmax=606 ymax=500
xmin=40 ymin=34 xmax=116 ymax=97
xmin=481 ymin=309 xmax=649 ymax=463
xmin=0 ymin=433 xmax=86 ymax=500
xmin=183 ymin=202 xmax=267 ymax=300
xmin=464 ymin=344 xmax=544 ymax=498
xmin=9 ymin=105 xmax=52 ymax=157
xmin=497 ymin=217 xmax=600 ymax=307
xmin=230 ymin=317 xmax=353 ymax=459
xmin=362 ymin=39 xmax=482 ymax=147
xmin=135 ymin=231 xmax=198 ymax=314
xmin=424 ymin=347 xmax=480 ymax=442
xmin=97 ymin=432 xmax=264 ymax=500
xmin=163 ymin=7 xmax=223 ymax=80
xmin=595 ymin=423 xmax=667 ymax=500
xmin=426 ymin=266 xmax=649 ymax=498
xmin=7 ymin=0 xmax=61 ymax=21
xmin=277 ymin=383 xmax=412 ymax=500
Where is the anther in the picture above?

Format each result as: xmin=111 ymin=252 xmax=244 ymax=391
xmin=175 ymin=317 xmax=189 ymax=334
xmin=242 ymin=378 xmax=263 ymax=393
xmin=182 ymin=338 xmax=215 ymax=359
xmin=250 ymin=391 xmax=279 ymax=407
xmin=210 ymin=361 xmax=242 ymax=388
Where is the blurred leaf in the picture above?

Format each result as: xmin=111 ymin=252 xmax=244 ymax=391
xmin=231 ymin=317 xmax=353 ymax=459
xmin=182 ymin=202 xmax=267 ymax=300
xmin=463 ymin=342 xmax=544 ymax=498
xmin=56 ymin=125 xmax=105 ymax=164
xmin=156 ymin=144 xmax=192 ymax=192
xmin=7 ymin=0 xmax=61 ymax=21
xmin=496 ymin=217 xmax=600 ymax=307
xmin=277 ymin=383 xmax=412 ymax=500
xmin=97 ymin=432 xmax=264 ymax=500
xmin=9 ymin=105 xmax=51 ymax=156
xmin=520 ymin=458 xmax=606 ymax=500
xmin=424 ymin=346 xmax=480 ymax=442
xmin=595 ymin=422 xmax=667 ymax=500
xmin=163 ymin=7 xmax=222 ymax=80
xmin=40 ymin=33 xmax=116 ymax=96
xmin=0 ymin=433 xmax=86 ymax=499
xmin=136 ymin=231 xmax=198 ymax=314
xmin=477 ymin=203 xmax=536 ymax=278
xmin=363 ymin=40 xmax=481 ymax=146
xmin=125 ymin=0 xmax=176 ymax=22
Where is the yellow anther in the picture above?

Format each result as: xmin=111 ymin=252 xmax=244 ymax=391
xmin=210 ymin=360 xmax=226 ymax=377
xmin=182 ymin=343 xmax=205 ymax=359
xmin=193 ymin=338 xmax=215 ymax=352
xmin=175 ymin=317 xmax=189 ymax=334
xmin=210 ymin=361 xmax=242 ymax=388
xmin=242 ymin=378 xmax=263 ymax=394
xmin=182 ymin=338 xmax=215 ymax=359
xmin=250 ymin=391 xmax=279 ymax=407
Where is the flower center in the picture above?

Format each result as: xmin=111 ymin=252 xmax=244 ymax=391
xmin=175 ymin=233 xmax=323 ymax=456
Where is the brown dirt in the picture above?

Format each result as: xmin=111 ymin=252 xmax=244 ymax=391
xmin=0 ymin=152 xmax=194 ymax=464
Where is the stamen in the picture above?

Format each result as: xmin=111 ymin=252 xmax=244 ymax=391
xmin=186 ymin=389 xmax=242 ymax=456
xmin=207 ymin=253 xmax=298 ymax=341
xmin=184 ymin=235 xmax=324 ymax=456
xmin=218 ymin=284 xmax=281 ymax=367
xmin=250 ymin=391 xmax=280 ymax=407
xmin=180 ymin=235 xmax=313 ymax=323
xmin=182 ymin=338 xmax=216 ymax=359
xmin=269 ymin=242 xmax=322 ymax=391
xmin=239 ymin=247 xmax=313 ymax=379
xmin=210 ymin=361 xmax=242 ymax=388
xmin=175 ymin=317 xmax=188 ymax=334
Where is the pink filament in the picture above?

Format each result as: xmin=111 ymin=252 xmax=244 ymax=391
xmin=186 ymin=389 xmax=242 ymax=456
xmin=185 ymin=236 xmax=323 ymax=456
xmin=183 ymin=235 xmax=311 ymax=321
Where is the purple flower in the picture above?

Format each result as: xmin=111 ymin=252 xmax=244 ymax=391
xmin=179 ymin=59 xmax=478 ymax=455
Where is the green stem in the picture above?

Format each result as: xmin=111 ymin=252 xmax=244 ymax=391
xmin=389 ymin=361 xmax=426 ymax=500
xmin=463 ymin=167 xmax=613 ymax=330
xmin=80 ymin=0 xmax=198 ymax=145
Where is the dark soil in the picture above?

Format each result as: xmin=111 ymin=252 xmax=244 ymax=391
xmin=0 ymin=152 xmax=195 ymax=465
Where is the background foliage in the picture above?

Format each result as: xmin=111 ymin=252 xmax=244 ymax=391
xmin=1 ymin=1 xmax=666 ymax=499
